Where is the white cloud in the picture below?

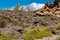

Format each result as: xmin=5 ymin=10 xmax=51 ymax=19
xmin=26 ymin=3 xmax=45 ymax=11
xmin=4 ymin=7 xmax=15 ymax=10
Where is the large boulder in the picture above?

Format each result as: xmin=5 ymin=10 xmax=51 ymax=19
xmin=0 ymin=28 xmax=20 ymax=36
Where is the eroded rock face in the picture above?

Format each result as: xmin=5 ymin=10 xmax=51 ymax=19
xmin=45 ymin=2 xmax=53 ymax=9
xmin=0 ymin=28 xmax=20 ymax=36
xmin=44 ymin=0 xmax=60 ymax=9
xmin=54 ymin=0 xmax=60 ymax=7
xmin=34 ymin=0 xmax=60 ymax=16
xmin=14 ymin=3 xmax=20 ymax=11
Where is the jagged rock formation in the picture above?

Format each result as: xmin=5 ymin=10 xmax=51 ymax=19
xmin=54 ymin=0 xmax=60 ymax=7
xmin=45 ymin=0 xmax=60 ymax=9
xmin=34 ymin=0 xmax=60 ymax=17
xmin=45 ymin=2 xmax=53 ymax=9
xmin=14 ymin=3 xmax=20 ymax=10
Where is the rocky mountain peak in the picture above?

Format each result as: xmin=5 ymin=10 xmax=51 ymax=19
xmin=14 ymin=3 xmax=20 ymax=10
xmin=54 ymin=0 xmax=60 ymax=7
xmin=34 ymin=0 xmax=60 ymax=17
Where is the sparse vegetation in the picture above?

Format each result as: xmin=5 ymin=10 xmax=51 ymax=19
xmin=0 ymin=11 xmax=60 ymax=40
xmin=22 ymin=27 xmax=53 ymax=40
xmin=0 ymin=34 xmax=16 ymax=40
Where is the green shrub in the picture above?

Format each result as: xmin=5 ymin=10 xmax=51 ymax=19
xmin=22 ymin=35 xmax=33 ymax=40
xmin=0 ymin=34 xmax=16 ymax=40
xmin=22 ymin=27 xmax=53 ymax=40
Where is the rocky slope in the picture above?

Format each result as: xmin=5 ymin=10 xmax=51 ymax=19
xmin=0 ymin=10 xmax=60 ymax=34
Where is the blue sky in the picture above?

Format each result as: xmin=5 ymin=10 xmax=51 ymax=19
xmin=0 ymin=0 xmax=54 ymax=9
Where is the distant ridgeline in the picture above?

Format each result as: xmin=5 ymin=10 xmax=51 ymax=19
xmin=0 ymin=0 xmax=60 ymax=17
xmin=3 ymin=3 xmax=28 ymax=12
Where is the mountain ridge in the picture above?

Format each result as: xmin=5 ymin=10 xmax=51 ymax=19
xmin=4 ymin=3 xmax=45 ymax=11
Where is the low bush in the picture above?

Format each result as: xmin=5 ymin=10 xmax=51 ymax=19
xmin=22 ymin=27 xmax=53 ymax=40
xmin=0 ymin=34 xmax=16 ymax=40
